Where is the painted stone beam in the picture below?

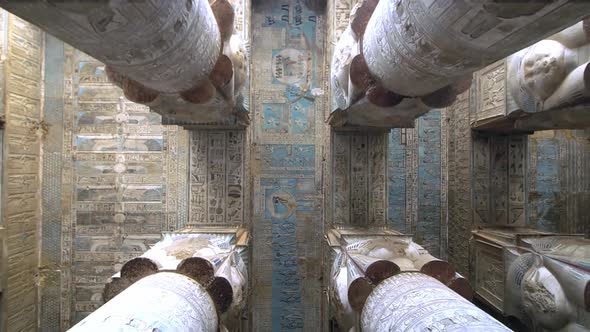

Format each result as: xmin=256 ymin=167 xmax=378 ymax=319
xmin=0 ymin=0 xmax=249 ymax=127
xmin=69 ymin=272 xmax=218 ymax=332
xmin=361 ymin=273 xmax=510 ymax=332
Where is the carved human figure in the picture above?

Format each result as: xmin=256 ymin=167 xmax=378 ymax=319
xmin=521 ymin=41 xmax=572 ymax=100
xmin=506 ymin=237 xmax=590 ymax=331
xmin=508 ymin=20 xmax=590 ymax=112
xmin=522 ymin=256 xmax=576 ymax=330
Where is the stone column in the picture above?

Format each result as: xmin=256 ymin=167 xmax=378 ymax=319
xmin=0 ymin=0 xmax=221 ymax=95
xmin=69 ymin=272 xmax=218 ymax=332
xmin=328 ymin=232 xmax=477 ymax=331
xmin=361 ymin=272 xmax=510 ymax=332
xmin=103 ymin=232 xmax=248 ymax=331
xmin=363 ymin=0 xmax=590 ymax=97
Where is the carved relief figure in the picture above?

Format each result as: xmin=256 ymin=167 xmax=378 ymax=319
xmin=506 ymin=237 xmax=590 ymax=331
xmin=508 ymin=20 xmax=590 ymax=113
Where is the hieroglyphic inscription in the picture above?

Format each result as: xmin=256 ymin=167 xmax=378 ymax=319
xmin=527 ymin=130 xmax=590 ymax=235
xmin=528 ymin=132 xmax=560 ymax=232
xmin=369 ymin=135 xmax=386 ymax=225
xmin=472 ymin=133 xmax=526 ymax=226
xmin=208 ymin=132 xmax=226 ymax=224
xmin=473 ymin=133 xmax=491 ymax=224
xmin=252 ymin=0 xmax=324 ymax=329
xmin=491 ymin=136 xmax=509 ymax=224
xmin=3 ymin=12 xmax=42 ymax=332
xmin=40 ymin=34 xmax=66 ymax=331
xmin=475 ymin=60 xmax=506 ymax=122
xmin=176 ymin=129 xmax=189 ymax=229
xmin=61 ymin=43 xmax=75 ymax=329
xmin=447 ymin=91 xmax=473 ymax=277
xmin=189 ymin=130 xmax=244 ymax=226
xmin=332 ymin=133 xmax=387 ymax=227
xmin=475 ymin=243 xmax=505 ymax=310
xmin=263 ymin=177 xmax=315 ymax=331
xmin=417 ymin=111 xmax=442 ymax=255
xmin=229 ymin=0 xmax=249 ymax=40
xmin=52 ymin=47 xmax=191 ymax=324
xmin=333 ymin=133 xmax=350 ymax=225
xmin=351 ymin=135 xmax=368 ymax=225
xmin=405 ymin=128 xmax=419 ymax=234
xmin=255 ymin=144 xmax=321 ymax=330
xmin=388 ymin=129 xmax=407 ymax=232
xmin=190 ymin=131 xmax=207 ymax=224
xmin=508 ymin=136 xmax=525 ymax=225
xmin=332 ymin=0 xmax=354 ymax=41
xmin=165 ymin=126 xmax=178 ymax=230
xmin=565 ymin=131 xmax=590 ymax=235
xmin=226 ymin=132 xmax=244 ymax=224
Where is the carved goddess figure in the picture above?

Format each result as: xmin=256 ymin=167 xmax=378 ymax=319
xmin=508 ymin=20 xmax=590 ymax=113
xmin=506 ymin=237 xmax=590 ymax=331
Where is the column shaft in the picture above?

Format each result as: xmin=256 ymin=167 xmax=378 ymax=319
xmin=69 ymin=272 xmax=218 ymax=332
xmin=361 ymin=272 xmax=511 ymax=332
xmin=363 ymin=0 xmax=590 ymax=96
xmin=0 ymin=0 xmax=221 ymax=93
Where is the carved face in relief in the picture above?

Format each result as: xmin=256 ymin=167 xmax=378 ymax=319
xmin=522 ymin=265 xmax=574 ymax=330
xmin=521 ymin=40 xmax=568 ymax=100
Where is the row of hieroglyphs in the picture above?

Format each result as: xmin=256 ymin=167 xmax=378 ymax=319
xmin=1 ymin=12 xmax=43 ymax=332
